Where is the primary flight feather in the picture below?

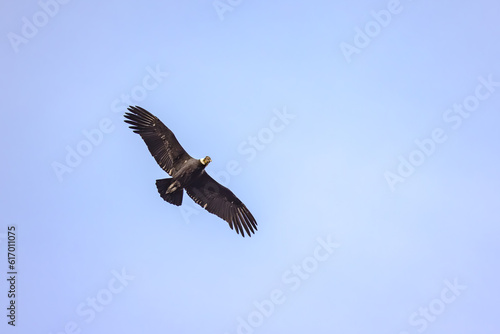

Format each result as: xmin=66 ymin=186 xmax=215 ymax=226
xmin=124 ymin=106 xmax=257 ymax=237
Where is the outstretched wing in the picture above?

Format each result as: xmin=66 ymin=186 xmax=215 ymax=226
xmin=185 ymin=172 xmax=258 ymax=237
xmin=124 ymin=106 xmax=191 ymax=176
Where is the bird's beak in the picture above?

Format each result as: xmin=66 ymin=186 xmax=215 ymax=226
xmin=201 ymin=156 xmax=211 ymax=165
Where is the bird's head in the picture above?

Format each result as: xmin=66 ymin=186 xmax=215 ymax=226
xmin=200 ymin=156 xmax=212 ymax=166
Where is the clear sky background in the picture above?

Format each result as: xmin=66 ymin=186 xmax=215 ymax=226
xmin=1 ymin=0 xmax=500 ymax=333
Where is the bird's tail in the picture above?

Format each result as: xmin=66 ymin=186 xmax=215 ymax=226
xmin=156 ymin=178 xmax=183 ymax=206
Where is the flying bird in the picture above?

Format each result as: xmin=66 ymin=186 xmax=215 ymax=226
xmin=124 ymin=106 xmax=257 ymax=237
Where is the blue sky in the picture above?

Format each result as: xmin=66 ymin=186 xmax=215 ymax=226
xmin=1 ymin=0 xmax=500 ymax=333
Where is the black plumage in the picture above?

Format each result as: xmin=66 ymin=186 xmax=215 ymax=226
xmin=124 ymin=106 xmax=257 ymax=237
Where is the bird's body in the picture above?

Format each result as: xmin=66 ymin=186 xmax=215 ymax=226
xmin=171 ymin=158 xmax=205 ymax=186
xmin=124 ymin=106 xmax=257 ymax=237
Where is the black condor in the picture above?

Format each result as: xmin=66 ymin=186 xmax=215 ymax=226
xmin=124 ymin=106 xmax=257 ymax=237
